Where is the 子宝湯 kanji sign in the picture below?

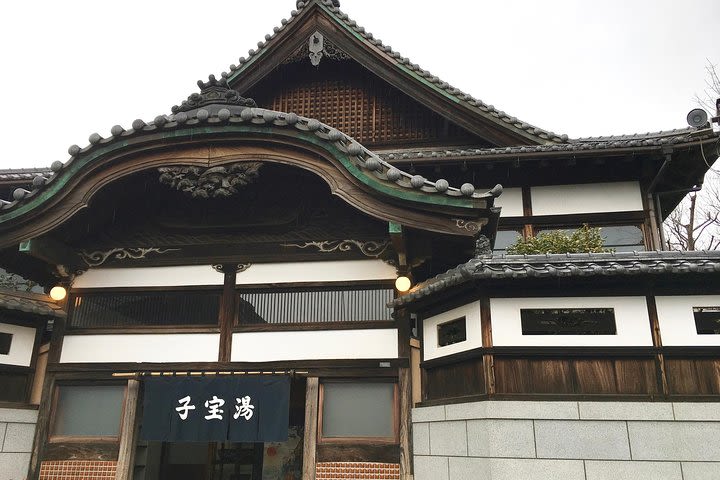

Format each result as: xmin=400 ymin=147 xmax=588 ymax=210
xmin=140 ymin=375 xmax=289 ymax=442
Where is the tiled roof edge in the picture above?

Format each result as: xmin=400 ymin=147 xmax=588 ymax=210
xmin=391 ymin=250 xmax=720 ymax=307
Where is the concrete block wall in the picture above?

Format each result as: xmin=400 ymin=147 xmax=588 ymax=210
xmin=0 ymin=407 xmax=38 ymax=480
xmin=412 ymin=401 xmax=720 ymax=480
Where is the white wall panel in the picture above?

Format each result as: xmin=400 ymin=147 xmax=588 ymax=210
xmin=73 ymin=266 xmax=224 ymax=289
xmin=235 ymin=260 xmax=396 ymax=285
xmin=73 ymin=260 xmax=396 ymax=289
xmin=0 ymin=323 xmax=36 ymax=367
xmin=655 ymin=295 xmax=720 ymax=346
xmin=423 ymin=302 xmax=482 ymax=361
xmin=59 ymin=334 xmax=220 ymax=363
xmin=531 ymin=182 xmax=643 ymax=216
xmin=494 ymin=187 xmax=524 ymax=217
xmin=231 ymin=329 xmax=398 ymax=361
xmin=491 ymin=297 xmax=652 ymax=347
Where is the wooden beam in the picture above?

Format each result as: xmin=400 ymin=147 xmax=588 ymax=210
xmin=302 ymin=377 xmax=319 ymax=480
xmin=116 ymin=379 xmax=140 ymax=480
xmin=19 ymin=237 xmax=84 ymax=273
xmin=218 ymin=265 xmax=238 ymax=362
xmin=398 ymin=368 xmax=412 ymax=480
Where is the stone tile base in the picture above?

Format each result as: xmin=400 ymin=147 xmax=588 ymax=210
xmin=39 ymin=460 xmax=117 ymax=480
xmin=316 ymin=461 xmax=400 ymax=480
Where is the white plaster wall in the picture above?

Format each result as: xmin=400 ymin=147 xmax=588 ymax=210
xmin=494 ymin=187 xmax=524 ymax=217
xmin=231 ymin=329 xmax=398 ymax=361
xmin=72 ymin=260 xmax=396 ymax=289
xmin=423 ymin=302 xmax=482 ymax=361
xmin=655 ymin=295 xmax=720 ymax=346
xmin=490 ymin=297 xmax=652 ymax=347
xmin=530 ymin=181 xmax=643 ymax=216
xmin=0 ymin=323 xmax=35 ymax=367
xmin=73 ymin=265 xmax=224 ymax=288
xmin=235 ymin=260 xmax=396 ymax=285
xmin=59 ymin=334 xmax=220 ymax=363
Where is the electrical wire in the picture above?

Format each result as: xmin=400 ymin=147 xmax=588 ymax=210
xmin=699 ymin=137 xmax=720 ymax=175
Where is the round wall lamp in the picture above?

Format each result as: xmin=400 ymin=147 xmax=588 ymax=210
xmin=49 ymin=286 xmax=67 ymax=301
xmin=395 ymin=276 xmax=412 ymax=293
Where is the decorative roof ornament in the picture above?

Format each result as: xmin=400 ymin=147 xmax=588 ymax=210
xmin=171 ymin=75 xmax=256 ymax=114
xmin=158 ymin=162 xmax=264 ymax=199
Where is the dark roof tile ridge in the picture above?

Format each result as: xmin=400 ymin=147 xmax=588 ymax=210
xmin=0 ymin=167 xmax=53 ymax=175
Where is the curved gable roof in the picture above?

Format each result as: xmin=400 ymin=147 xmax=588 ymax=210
xmin=0 ymin=79 xmax=501 ymax=249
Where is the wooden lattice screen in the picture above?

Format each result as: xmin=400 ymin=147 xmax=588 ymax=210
xmin=244 ymin=60 xmax=478 ymax=147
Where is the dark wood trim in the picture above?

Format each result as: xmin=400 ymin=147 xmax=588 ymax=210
xmin=0 ymin=401 xmax=39 ymax=410
xmin=236 ymin=280 xmax=396 ymax=292
xmin=115 ymin=379 xmax=140 ymax=480
xmin=28 ymin=371 xmax=55 ymax=480
xmin=49 ymin=358 xmax=409 ymax=374
xmin=70 ymin=285 xmax=224 ymax=294
xmin=499 ymin=211 xmax=646 ymax=228
xmin=662 ymin=346 xmax=720 ymax=357
xmin=302 ymin=377 xmax=319 ymax=480
xmin=421 ymin=347 xmax=486 ymax=369
xmin=219 ymin=267 xmax=238 ymax=362
xmin=421 ymin=346 xmax=660 ymax=369
xmin=491 ymin=346 xmax=657 ymax=358
xmin=398 ymin=367 xmax=412 ymax=477
xmin=521 ymin=186 xmax=533 ymax=217
xmin=646 ymin=296 xmax=669 ymax=395
xmin=480 ymin=297 xmax=495 ymax=396
xmin=233 ymin=321 xmax=396 ymax=332
xmin=395 ymin=308 xmax=411 ymax=359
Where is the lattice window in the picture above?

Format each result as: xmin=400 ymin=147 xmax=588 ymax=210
xmin=245 ymin=61 xmax=476 ymax=146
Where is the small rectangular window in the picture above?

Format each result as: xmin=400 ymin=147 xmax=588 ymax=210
xmin=694 ymin=307 xmax=720 ymax=335
xmin=320 ymin=382 xmax=396 ymax=442
xmin=521 ymin=308 xmax=616 ymax=335
xmin=0 ymin=332 xmax=12 ymax=355
xmin=52 ymin=385 xmax=125 ymax=438
xmin=437 ymin=317 xmax=467 ymax=347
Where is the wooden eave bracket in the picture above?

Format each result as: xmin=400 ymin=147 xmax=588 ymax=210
xmin=18 ymin=237 xmax=84 ymax=278
xmin=389 ymin=221 xmax=407 ymax=268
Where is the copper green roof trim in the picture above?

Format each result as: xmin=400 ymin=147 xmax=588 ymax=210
xmin=0 ymin=106 xmax=500 ymax=224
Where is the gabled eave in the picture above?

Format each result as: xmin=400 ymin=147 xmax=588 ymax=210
xmin=224 ymin=0 xmax=566 ymax=147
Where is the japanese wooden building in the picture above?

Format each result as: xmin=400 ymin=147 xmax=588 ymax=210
xmin=1 ymin=1 xmax=720 ymax=479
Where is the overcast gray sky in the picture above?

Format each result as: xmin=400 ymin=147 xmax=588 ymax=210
xmin=1 ymin=0 xmax=718 ymax=169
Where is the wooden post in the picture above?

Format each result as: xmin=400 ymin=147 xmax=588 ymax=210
xmin=27 ymin=372 xmax=55 ymax=480
xmin=302 ymin=377 xmax=319 ymax=480
xmin=398 ymin=367 xmax=413 ymax=480
xmin=480 ymin=297 xmax=495 ymax=396
xmin=646 ymin=296 xmax=669 ymax=396
xmin=116 ymin=379 xmax=141 ymax=480
xmin=218 ymin=266 xmax=237 ymax=362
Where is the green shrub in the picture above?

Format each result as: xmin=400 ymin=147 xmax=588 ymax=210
xmin=506 ymin=225 xmax=611 ymax=255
